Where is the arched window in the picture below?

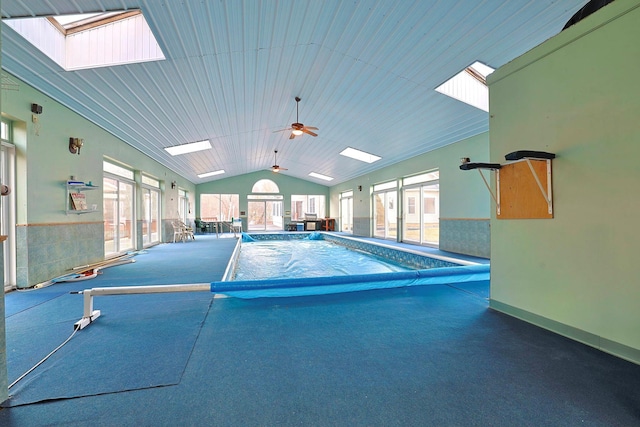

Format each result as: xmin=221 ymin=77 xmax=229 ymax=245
xmin=252 ymin=179 xmax=279 ymax=193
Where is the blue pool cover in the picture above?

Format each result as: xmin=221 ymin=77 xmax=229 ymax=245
xmin=210 ymin=264 xmax=489 ymax=298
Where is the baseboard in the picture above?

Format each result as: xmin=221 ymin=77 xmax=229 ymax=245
xmin=489 ymin=299 xmax=640 ymax=366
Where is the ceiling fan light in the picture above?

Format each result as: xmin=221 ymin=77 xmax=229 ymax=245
xmin=292 ymin=129 xmax=303 ymax=136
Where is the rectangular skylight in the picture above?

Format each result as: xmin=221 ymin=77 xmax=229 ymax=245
xmin=165 ymin=140 xmax=212 ymax=156
xmin=435 ymin=61 xmax=495 ymax=112
xmin=309 ymin=172 xmax=334 ymax=181
xmin=198 ymin=170 xmax=225 ymax=178
xmin=340 ymin=147 xmax=382 ymax=163
xmin=4 ymin=10 xmax=165 ymax=71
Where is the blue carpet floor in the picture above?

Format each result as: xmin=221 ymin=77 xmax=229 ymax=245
xmin=3 ymin=236 xmax=237 ymax=407
xmin=1 ymin=234 xmax=639 ymax=425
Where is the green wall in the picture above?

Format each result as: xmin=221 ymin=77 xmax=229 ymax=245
xmin=2 ymin=77 xmax=195 ymax=225
xmin=488 ymin=0 xmax=640 ymax=363
xmin=197 ymin=169 xmax=330 ymax=229
xmin=1 ymin=75 xmax=195 ymax=287
xmin=329 ymin=132 xmax=491 ymax=256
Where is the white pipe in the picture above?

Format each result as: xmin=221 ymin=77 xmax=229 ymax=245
xmin=75 ymin=283 xmax=211 ymax=329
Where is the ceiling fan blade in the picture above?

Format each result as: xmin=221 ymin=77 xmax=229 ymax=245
xmin=305 ymin=126 xmax=318 ymax=130
xmin=303 ymin=128 xmax=318 ymax=137
xmin=289 ymin=133 xmax=297 ymax=139
xmin=273 ymin=128 xmax=292 ymax=133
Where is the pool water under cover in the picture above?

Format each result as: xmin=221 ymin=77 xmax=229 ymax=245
xmin=209 ymin=233 xmax=490 ymax=298
xmin=234 ymin=239 xmax=411 ymax=281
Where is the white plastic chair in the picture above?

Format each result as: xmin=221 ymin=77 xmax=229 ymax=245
xmin=230 ymin=218 xmax=242 ymax=237
xmin=172 ymin=220 xmax=195 ymax=242
xmin=172 ymin=220 xmax=186 ymax=242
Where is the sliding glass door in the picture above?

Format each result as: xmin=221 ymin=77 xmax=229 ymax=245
xmin=141 ymin=186 xmax=160 ymax=246
xmin=373 ymin=181 xmax=397 ymax=240
xmin=402 ymin=171 xmax=440 ymax=246
xmin=104 ymin=176 xmax=135 ymax=256
xmin=1 ymin=119 xmax=16 ymax=291
xmin=340 ymin=190 xmax=353 ymax=233
xmin=248 ymin=199 xmax=283 ymax=231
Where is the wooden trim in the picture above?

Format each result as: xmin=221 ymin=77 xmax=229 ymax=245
xmin=46 ymin=10 xmax=141 ymax=36
xmin=66 ymin=11 xmax=141 ymax=35
xmin=0 ymin=235 xmax=7 ymax=242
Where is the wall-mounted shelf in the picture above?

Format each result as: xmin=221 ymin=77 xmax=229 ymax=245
xmin=66 ymin=181 xmax=99 ymax=215
xmin=460 ymin=151 xmax=555 ymax=219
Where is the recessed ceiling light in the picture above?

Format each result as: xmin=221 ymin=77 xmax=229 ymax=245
xmin=340 ymin=147 xmax=381 ymax=163
xmin=197 ymin=169 xmax=225 ymax=178
xmin=165 ymin=140 xmax=211 ymax=156
xmin=309 ymin=172 xmax=334 ymax=181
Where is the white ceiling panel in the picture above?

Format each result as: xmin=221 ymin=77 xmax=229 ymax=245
xmin=2 ymin=0 xmax=588 ymax=184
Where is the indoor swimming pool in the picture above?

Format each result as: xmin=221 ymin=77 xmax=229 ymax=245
xmin=233 ymin=239 xmax=412 ymax=281
xmin=211 ymin=233 xmax=490 ymax=298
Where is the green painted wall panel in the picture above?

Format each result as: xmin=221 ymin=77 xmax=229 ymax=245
xmin=328 ymin=132 xmax=491 ymax=242
xmin=197 ymin=170 xmax=330 ymax=219
xmin=488 ymin=1 xmax=640 ymax=354
xmin=1 ymin=77 xmax=195 ymax=225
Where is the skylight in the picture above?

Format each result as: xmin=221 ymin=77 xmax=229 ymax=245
xmin=4 ymin=10 xmax=165 ymax=71
xmin=340 ymin=147 xmax=382 ymax=164
xmin=165 ymin=140 xmax=212 ymax=156
xmin=198 ymin=170 xmax=226 ymax=178
xmin=435 ymin=61 xmax=495 ymax=112
xmin=309 ymin=172 xmax=334 ymax=182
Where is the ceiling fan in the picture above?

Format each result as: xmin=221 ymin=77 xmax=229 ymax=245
xmin=274 ymin=96 xmax=318 ymax=139
xmin=271 ymin=150 xmax=288 ymax=173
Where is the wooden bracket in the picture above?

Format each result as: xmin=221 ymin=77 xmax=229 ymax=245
xmin=460 ymin=151 xmax=555 ymax=219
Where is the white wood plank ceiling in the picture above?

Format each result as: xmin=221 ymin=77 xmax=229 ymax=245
xmin=1 ymin=0 xmax=587 ymax=185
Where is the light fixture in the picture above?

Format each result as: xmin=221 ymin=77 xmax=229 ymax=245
xmin=340 ymin=147 xmax=381 ymax=163
xmin=291 ymin=129 xmax=303 ymax=136
xmin=164 ymin=139 xmax=211 ymax=156
xmin=69 ymin=137 xmax=84 ymax=155
xmin=171 ymin=181 xmax=176 ymax=189
xmin=197 ymin=170 xmax=225 ymax=178
xmin=31 ymin=103 xmax=43 ymax=114
xmin=309 ymin=172 xmax=334 ymax=181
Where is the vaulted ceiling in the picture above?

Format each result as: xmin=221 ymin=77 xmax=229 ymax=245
xmin=1 ymin=0 xmax=587 ymax=185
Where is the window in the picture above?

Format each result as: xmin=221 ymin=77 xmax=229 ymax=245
xmin=402 ymin=171 xmax=439 ymax=246
xmin=178 ymin=189 xmax=189 ymax=223
xmin=248 ymin=189 xmax=284 ymax=231
xmin=141 ymin=175 xmax=160 ymax=246
xmin=291 ymin=195 xmax=325 ymax=221
xmin=435 ymin=61 xmax=494 ymax=112
xmin=1 ymin=118 xmax=16 ymax=291
xmin=104 ymin=160 xmax=134 ymax=180
xmin=251 ymin=179 xmax=279 ymax=193
xmin=200 ymin=194 xmax=239 ymax=221
xmin=103 ymin=172 xmax=135 ymax=256
xmin=340 ymin=190 xmax=354 ymax=233
xmin=373 ymin=181 xmax=397 ymax=240
xmin=408 ymin=197 xmax=416 ymax=215
xmin=4 ymin=10 xmax=165 ymax=71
